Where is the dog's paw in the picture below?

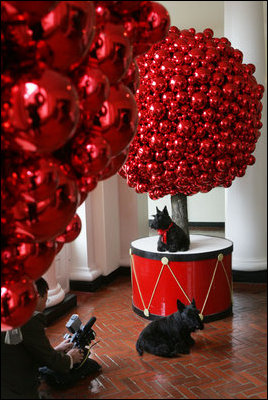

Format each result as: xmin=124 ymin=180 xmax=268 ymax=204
xmin=188 ymin=337 xmax=195 ymax=346
xmin=179 ymin=247 xmax=189 ymax=252
xmin=168 ymin=245 xmax=178 ymax=252
xmin=179 ymin=346 xmax=190 ymax=354
xmin=175 ymin=343 xmax=190 ymax=354
xmin=157 ymin=243 xmax=167 ymax=252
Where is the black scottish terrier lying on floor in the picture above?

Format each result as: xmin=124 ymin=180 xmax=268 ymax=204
xmin=136 ymin=299 xmax=204 ymax=357
xmin=150 ymin=206 xmax=190 ymax=252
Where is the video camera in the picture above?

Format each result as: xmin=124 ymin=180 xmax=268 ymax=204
xmin=39 ymin=314 xmax=101 ymax=388
xmin=64 ymin=314 xmax=97 ymax=361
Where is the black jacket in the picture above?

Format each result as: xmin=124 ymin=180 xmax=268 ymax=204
xmin=1 ymin=311 xmax=71 ymax=399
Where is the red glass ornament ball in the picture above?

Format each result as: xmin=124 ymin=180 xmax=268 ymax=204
xmin=1 ymin=271 xmax=37 ymax=331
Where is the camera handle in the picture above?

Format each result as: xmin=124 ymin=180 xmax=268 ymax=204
xmin=74 ymin=340 xmax=100 ymax=370
xmin=63 ymin=332 xmax=99 ymax=369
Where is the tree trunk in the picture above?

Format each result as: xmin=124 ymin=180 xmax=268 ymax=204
xmin=171 ymin=193 xmax=190 ymax=242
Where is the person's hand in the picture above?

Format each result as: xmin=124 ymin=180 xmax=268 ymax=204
xmin=67 ymin=348 xmax=84 ymax=364
xmin=55 ymin=338 xmax=73 ymax=353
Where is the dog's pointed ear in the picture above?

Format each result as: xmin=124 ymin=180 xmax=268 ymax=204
xmin=163 ymin=206 xmax=168 ymax=215
xmin=177 ymin=299 xmax=185 ymax=312
xmin=191 ymin=298 xmax=196 ymax=307
xmin=156 ymin=207 xmax=160 ymax=214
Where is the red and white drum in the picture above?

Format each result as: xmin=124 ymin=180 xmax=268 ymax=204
xmin=130 ymin=235 xmax=233 ymax=322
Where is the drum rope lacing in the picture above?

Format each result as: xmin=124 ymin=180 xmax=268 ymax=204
xmin=129 ymin=250 xmax=232 ymax=319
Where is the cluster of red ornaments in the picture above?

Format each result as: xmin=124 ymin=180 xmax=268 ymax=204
xmin=119 ymin=26 xmax=264 ymax=200
xmin=1 ymin=1 xmax=170 ymax=330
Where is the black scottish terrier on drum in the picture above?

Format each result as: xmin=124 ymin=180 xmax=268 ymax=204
xmin=136 ymin=299 xmax=204 ymax=357
xmin=150 ymin=206 xmax=190 ymax=252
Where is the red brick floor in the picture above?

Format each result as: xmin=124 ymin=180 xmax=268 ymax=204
xmin=41 ymin=276 xmax=267 ymax=399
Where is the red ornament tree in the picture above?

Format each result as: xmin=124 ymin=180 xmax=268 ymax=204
xmin=119 ymin=26 xmax=264 ymax=241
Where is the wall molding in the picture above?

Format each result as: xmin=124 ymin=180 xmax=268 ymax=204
xmin=232 ymin=269 xmax=267 ymax=284
xmin=70 ymin=265 xmax=266 ymax=293
xmin=70 ymin=267 xmax=131 ymax=292
xmin=189 ymin=222 xmax=225 ymax=228
xmin=148 ymin=220 xmax=225 ymax=228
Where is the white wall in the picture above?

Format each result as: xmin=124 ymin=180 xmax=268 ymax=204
xmin=148 ymin=1 xmax=225 ymax=222
xmin=158 ymin=1 xmax=224 ymax=35
xmin=224 ymin=1 xmax=267 ymax=271
xmin=148 ymin=188 xmax=225 ymax=223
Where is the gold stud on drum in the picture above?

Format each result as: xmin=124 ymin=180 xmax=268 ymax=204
xmin=144 ymin=308 xmax=149 ymax=317
xmin=218 ymin=253 xmax=224 ymax=261
xmin=161 ymin=256 xmax=169 ymax=265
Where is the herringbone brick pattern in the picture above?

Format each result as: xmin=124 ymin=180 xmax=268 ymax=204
xmin=41 ymin=277 xmax=267 ymax=399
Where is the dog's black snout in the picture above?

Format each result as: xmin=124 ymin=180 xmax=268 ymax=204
xmin=149 ymin=220 xmax=156 ymax=229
